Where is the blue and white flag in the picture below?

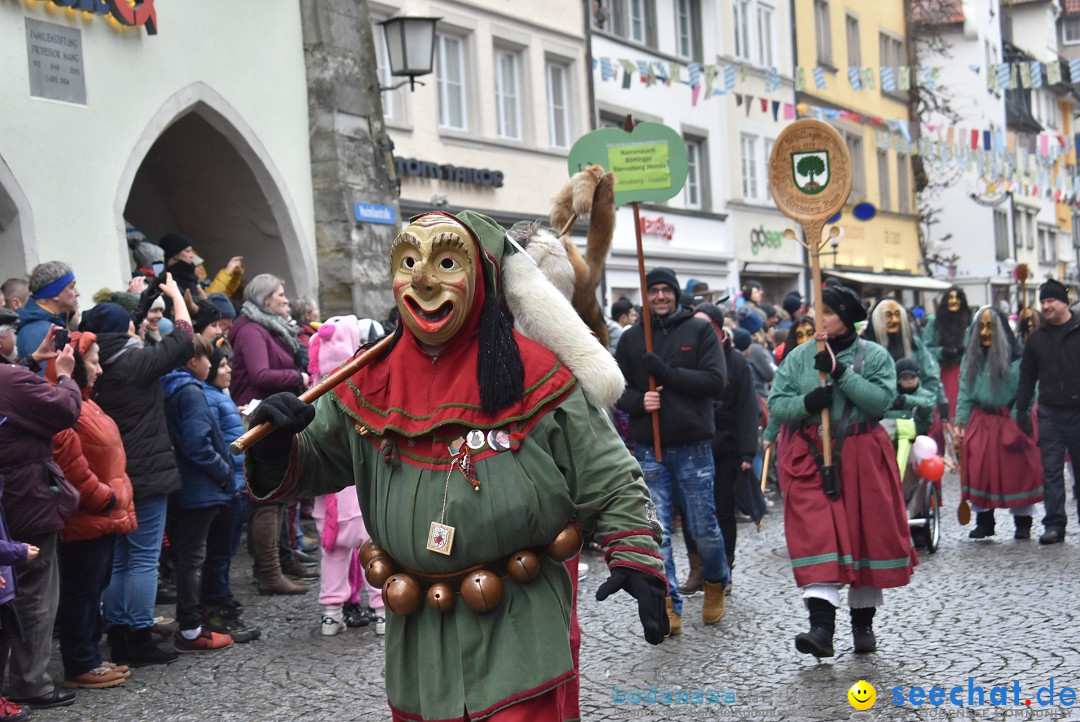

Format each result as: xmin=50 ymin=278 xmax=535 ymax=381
xmin=997 ymin=62 xmax=1011 ymax=89
xmin=724 ymin=64 xmax=736 ymax=90
xmin=600 ymin=57 xmax=617 ymax=82
xmin=1030 ymin=61 xmax=1043 ymax=88
xmin=764 ymin=67 xmax=781 ymax=93
xmin=848 ymin=66 xmax=861 ymax=90
xmin=881 ymin=66 xmax=896 ymax=92
xmin=688 ymin=62 xmax=701 ymax=87
xmin=1069 ymin=58 xmax=1080 ymax=84
xmin=813 ymin=66 xmax=826 ymax=90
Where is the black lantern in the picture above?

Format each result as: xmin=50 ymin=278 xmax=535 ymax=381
xmin=379 ymin=16 xmax=441 ymax=92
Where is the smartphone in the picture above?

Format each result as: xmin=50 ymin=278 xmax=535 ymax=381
xmin=52 ymin=328 xmax=69 ymax=351
xmin=152 ymin=261 xmax=165 ymax=276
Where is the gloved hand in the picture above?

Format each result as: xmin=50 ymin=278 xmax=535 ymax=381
xmin=596 ymin=566 xmax=669 ymax=645
xmin=1015 ymin=412 xmax=1033 ymax=437
xmin=891 ymin=394 xmax=907 ymax=410
xmin=248 ymin=393 xmax=316 ymax=463
xmin=813 ymin=350 xmax=846 ymax=380
xmin=803 ymin=386 xmax=833 ymax=414
xmin=642 ymin=353 xmax=671 ymax=384
xmin=937 ymin=403 xmax=951 ymax=424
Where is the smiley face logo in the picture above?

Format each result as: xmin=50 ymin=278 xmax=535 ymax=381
xmin=847 ymin=680 xmax=876 ymax=710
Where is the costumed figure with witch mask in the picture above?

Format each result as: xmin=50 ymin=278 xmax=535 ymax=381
xmin=767 ymin=285 xmax=917 ymax=659
xmin=244 ymin=210 xmax=668 ymax=721
xmin=862 ymin=297 xmax=949 ymax=450
xmin=955 ymin=307 xmax=1043 ymax=540
xmin=923 ymin=286 xmax=971 ymax=419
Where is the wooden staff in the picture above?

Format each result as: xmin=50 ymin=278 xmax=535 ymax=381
xmin=230 ymin=334 xmax=395 ymax=454
xmin=767 ymin=120 xmax=853 ymax=496
xmin=1016 ymin=262 xmax=1029 ymax=312
xmin=761 ymin=445 xmax=772 ymax=493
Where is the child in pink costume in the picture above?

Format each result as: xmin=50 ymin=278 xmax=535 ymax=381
xmin=308 ymin=316 xmax=385 ymax=636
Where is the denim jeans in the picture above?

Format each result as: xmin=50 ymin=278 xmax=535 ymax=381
xmin=57 ymin=535 xmax=115 ymax=677
xmin=682 ymin=447 xmax=739 ymax=563
xmin=202 ymin=492 xmax=248 ymax=607
xmin=104 ymin=494 xmax=168 ymax=631
xmin=1037 ymin=405 xmax=1080 ymax=531
xmin=634 ymin=440 xmax=729 ymax=614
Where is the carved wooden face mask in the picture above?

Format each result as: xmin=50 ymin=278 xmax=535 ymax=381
xmin=947 ymin=290 xmax=962 ymax=313
xmin=883 ymin=300 xmax=904 ymax=335
xmin=793 ymin=322 xmax=815 ymax=346
xmin=391 ymin=216 xmax=478 ymax=349
xmin=979 ymin=308 xmax=993 ymax=348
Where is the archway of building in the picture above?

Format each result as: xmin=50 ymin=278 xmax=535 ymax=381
xmin=0 ymin=153 xmax=37 ymax=283
xmin=116 ymin=82 xmax=314 ymax=301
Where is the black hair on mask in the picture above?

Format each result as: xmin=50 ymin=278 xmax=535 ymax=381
xmin=477 ymin=289 xmax=524 ymax=414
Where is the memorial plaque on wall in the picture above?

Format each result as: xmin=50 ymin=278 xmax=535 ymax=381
xmin=25 ymin=18 xmax=87 ymax=105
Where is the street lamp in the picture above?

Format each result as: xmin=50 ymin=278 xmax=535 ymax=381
xmin=379 ymin=15 xmax=441 ymax=92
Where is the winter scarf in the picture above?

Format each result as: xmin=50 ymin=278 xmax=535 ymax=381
xmin=239 ymin=300 xmax=308 ymax=372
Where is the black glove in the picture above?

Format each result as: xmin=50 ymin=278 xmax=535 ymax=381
xmin=248 ymin=393 xmax=316 ymax=463
xmin=937 ymin=402 xmax=951 ymax=423
xmin=813 ymin=350 xmax=846 ymax=380
xmin=1016 ymin=412 xmax=1033 ymax=437
xmin=596 ymin=566 xmax=669 ymax=645
xmin=642 ymin=353 xmax=671 ymax=384
xmin=891 ymin=394 xmax=907 ymax=410
xmin=803 ymin=385 xmax=833 ymax=414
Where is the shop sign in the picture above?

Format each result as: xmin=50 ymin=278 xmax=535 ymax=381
xmin=749 ymin=226 xmax=785 ymax=255
xmin=48 ymin=0 xmax=158 ymax=35
xmin=25 ymin=18 xmax=86 ymax=105
xmin=395 ymin=157 xmax=504 ymax=188
xmin=639 ymin=215 xmax=675 ymax=240
xmin=354 ymin=203 xmax=397 ymax=225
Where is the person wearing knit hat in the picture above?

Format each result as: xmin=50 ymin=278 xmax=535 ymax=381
xmin=731 ymin=326 xmax=751 ymax=351
xmin=613 ymin=264 xmax=731 ymax=634
xmin=741 ymin=279 xmax=768 ymax=321
xmin=768 ymin=283 xmax=916 ymax=659
xmin=782 ymin=291 xmax=805 ymax=318
xmin=156 ymin=233 xmax=201 ymax=301
xmin=244 ymin=209 xmax=669 ymax=721
xmin=1014 ymin=277 xmax=1080 ymax=545
xmin=737 ymin=306 xmax=764 ymax=335
xmin=192 ymin=299 xmax=223 ymax=340
xmin=886 ymin=357 xmax=935 ymax=436
xmin=79 ymin=303 xmax=134 ymax=336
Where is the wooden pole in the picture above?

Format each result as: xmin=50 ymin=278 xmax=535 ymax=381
xmin=633 ymin=200 xmax=663 ymax=462
xmin=805 ymin=222 xmax=832 ymax=467
xmin=230 ymin=333 xmax=395 ymax=454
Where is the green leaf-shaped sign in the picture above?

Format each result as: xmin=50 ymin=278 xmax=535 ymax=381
xmin=568 ymin=122 xmax=689 ymax=207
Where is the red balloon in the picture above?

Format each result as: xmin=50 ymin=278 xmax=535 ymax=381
xmin=919 ymin=455 xmax=945 ymax=482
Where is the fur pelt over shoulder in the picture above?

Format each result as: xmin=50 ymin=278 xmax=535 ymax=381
xmin=548 ymin=165 xmax=616 ymax=348
xmin=502 ymin=235 xmax=625 ymax=409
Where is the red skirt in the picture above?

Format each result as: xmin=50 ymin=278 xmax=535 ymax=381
xmin=779 ymin=425 xmax=917 ymax=589
xmin=941 ymin=365 xmax=960 ymax=419
xmin=961 ymin=407 xmax=1044 ymax=508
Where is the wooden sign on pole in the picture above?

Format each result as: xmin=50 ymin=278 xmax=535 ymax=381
xmin=767 ymin=119 xmax=853 ymax=495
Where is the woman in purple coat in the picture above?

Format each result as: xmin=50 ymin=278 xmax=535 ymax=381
xmin=226 ymin=274 xmax=310 ymax=595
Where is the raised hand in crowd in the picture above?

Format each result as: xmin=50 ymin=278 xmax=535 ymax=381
xmin=159 ymin=272 xmax=192 ymax=325
xmin=54 ymin=343 xmax=76 ymax=378
xmin=128 ymin=275 xmax=148 ymax=294
xmin=226 ymin=256 xmax=244 ymax=273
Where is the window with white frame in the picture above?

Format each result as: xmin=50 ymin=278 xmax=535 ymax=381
xmin=373 ymin=17 xmax=409 ymax=123
xmin=843 ymin=131 xmax=865 ymax=198
xmin=879 ymin=32 xmax=906 ymax=100
xmin=994 ymin=209 xmax=1010 ymax=261
xmin=756 ymin=3 xmax=775 ymax=67
xmin=546 ymin=60 xmax=571 ymax=149
xmin=814 ymin=0 xmax=832 ymax=66
xmin=734 ymin=0 xmax=752 ymax=62
xmin=494 ymin=48 xmax=522 ymax=140
xmin=675 ymin=0 xmax=702 ymax=60
xmin=436 ymin=33 xmax=468 ymax=131
xmin=897 ymin=153 xmax=911 ymax=214
xmin=1026 ymin=211 xmax=1035 ymax=250
xmin=684 ymin=136 xmax=706 ymax=210
xmin=596 ymin=0 xmax=655 ymax=44
xmin=1039 ymin=225 xmax=1057 ymax=262
xmin=740 ymin=134 xmax=760 ymax=200
xmin=845 ymin=13 xmax=861 ymax=68
xmin=876 ymin=149 xmax=890 ymax=212
xmin=1064 ymin=16 xmax=1080 ymax=45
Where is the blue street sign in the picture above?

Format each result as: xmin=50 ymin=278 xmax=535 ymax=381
xmin=354 ymin=203 xmax=398 ymax=225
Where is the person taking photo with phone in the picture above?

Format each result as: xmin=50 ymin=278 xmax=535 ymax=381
xmin=15 ymin=262 xmax=79 ymax=367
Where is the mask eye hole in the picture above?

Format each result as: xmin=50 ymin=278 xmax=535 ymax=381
xmin=403 ymin=256 xmax=416 ymax=270
xmin=439 ymin=257 xmax=460 ymax=271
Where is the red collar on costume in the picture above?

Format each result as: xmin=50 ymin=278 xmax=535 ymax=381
xmin=330 ymin=328 xmax=576 ymax=439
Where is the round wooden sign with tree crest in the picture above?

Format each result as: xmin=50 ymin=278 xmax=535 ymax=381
xmin=769 ymin=119 xmax=852 ymax=225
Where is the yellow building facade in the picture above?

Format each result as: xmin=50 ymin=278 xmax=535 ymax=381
xmin=794 ymin=0 xmax=922 ymax=278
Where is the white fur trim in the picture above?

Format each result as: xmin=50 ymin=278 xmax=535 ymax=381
xmin=516 ymin=227 xmax=576 ymax=302
xmin=503 ymin=251 xmax=625 ymax=409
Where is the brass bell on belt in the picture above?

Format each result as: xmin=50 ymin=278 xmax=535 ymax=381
xmin=383 ymin=574 xmax=422 ymax=616
xmin=546 ymin=522 xmax=584 ymax=562
xmin=359 ymin=540 xmax=384 ymax=567
xmin=460 ymin=570 xmax=503 ymax=613
xmin=426 ymin=582 xmax=455 ymax=613
xmin=365 ymin=557 xmax=395 ymax=589
xmin=506 ymin=550 xmax=541 ymax=583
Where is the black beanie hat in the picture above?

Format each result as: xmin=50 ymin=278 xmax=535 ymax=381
xmin=645 ymin=267 xmax=679 ymax=294
xmin=731 ymin=327 xmax=752 ymax=351
xmin=821 ymin=285 xmax=867 ymax=329
xmin=695 ymin=302 xmax=726 ymax=329
xmin=158 ymin=232 xmax=193 ymax=261
xmin=192 ymin=299 xmax=222 ymax=334
xmin=206 ymin=340 xmax=230 ymax=384
xmin=1039 ymin=279 xmax=1069 ymax=304
xmin=895 ymin=357 xmax=922 ymax=378
xmin=79 ymin=302 xmax=133 ymax=335
xmin=782 ymin=291 xmax=803 ymax=317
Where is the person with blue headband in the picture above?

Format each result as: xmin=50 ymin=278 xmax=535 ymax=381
xmin=15 ymin=262 xmax=79 ymax=363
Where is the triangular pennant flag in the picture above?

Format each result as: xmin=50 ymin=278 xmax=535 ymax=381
xmin=745 ymin=94 xmax=754 ymax=116
xmin=735 ymin=93 xmax=743 ymax=106
xmin=760 ymin=97 xmax=768 ymax=113
xmin=771 ymin=100 xmax=780 ymax=121
xmin=795 ymin=67 xmax=806 ymax=91
xmin=784 ymin=102 xmax=795 ymax=120
xmin=1030 ymin=61 xmax=1043 ymax=88
xmin=987 ymin=65 xmax=998 ymax=92
xmin=704 ymin=64 xmax=717 ymax=96
xmin=620 ymin=60 xmax=635 ymax=89
xmin=724 ymin=64 xmax=737 ymax=90
xmin=688 ymin=62 xmax=701 ymax=88
xmin=861 ymin=67 xmax=875 ymax=90
xmin=881 ymin=66 xmax=896 ymax=92
xmin=898 ymin=66 xmax=910 ymax=91
xmin=848 ymin=66 xmax=862 ymax=90
xmin=1009 ymin=63 xmax=1018 ymax=90
xmin=740 ymin=65 xmax=749 ymax=82
xmin=813 ymin=66 xmax=827 ymax=90
xmin=997 ymin=63 xmax=1011 ymax=88
xmin=1047 ymin=59 xmax=1062 ymax=85
xmin=1020 ymin=62 xmax=1031 ymax=88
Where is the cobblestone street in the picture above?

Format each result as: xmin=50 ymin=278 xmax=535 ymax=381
xmin=31 ymin=472 xmax=1080 ymax=721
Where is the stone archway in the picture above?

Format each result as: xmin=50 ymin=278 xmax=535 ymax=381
xmin=115 ymin=83 xmax=314 ymax=298
xmin=0 ymin=154 xmax=37 ymax=281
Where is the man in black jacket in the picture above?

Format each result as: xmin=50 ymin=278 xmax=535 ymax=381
xmin=1014 ymin=279 xmax=1080 ymax=544
xmin=615 ymin=267 xmax=728 ymax=633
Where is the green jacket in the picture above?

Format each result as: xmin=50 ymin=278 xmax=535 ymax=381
xmin=956 ymin=354 xmax=1021 ymax=425
xmin=883 ymin=384 xmax=935 ymax=434
xmin=768 ymin=338 xmax=896 ymax=428
xmin=250 ymin=385 xmax=664 ymax=720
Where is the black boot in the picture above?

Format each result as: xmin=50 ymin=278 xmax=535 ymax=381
xmin=968 ymin=511 xmax=995 ymax=539
xmin=106 ymin=626 xmax=130 ymax=664
xmin=794 ymin=598 xmax=835 ymax=658
xmin=126 ymin=627 xmax=178 ymax=667
xmin=851 ymin=607 xmax=877 ymax=654
xmin=1014 ymin=515 xmax=1033 ymax=540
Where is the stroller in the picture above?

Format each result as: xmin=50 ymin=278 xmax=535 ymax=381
xmin=882 ymin=417 xmax=941 ymax=554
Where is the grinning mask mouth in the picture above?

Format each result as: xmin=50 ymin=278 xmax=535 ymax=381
xmin=391 ymin=216 xmax=478 ymax=349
